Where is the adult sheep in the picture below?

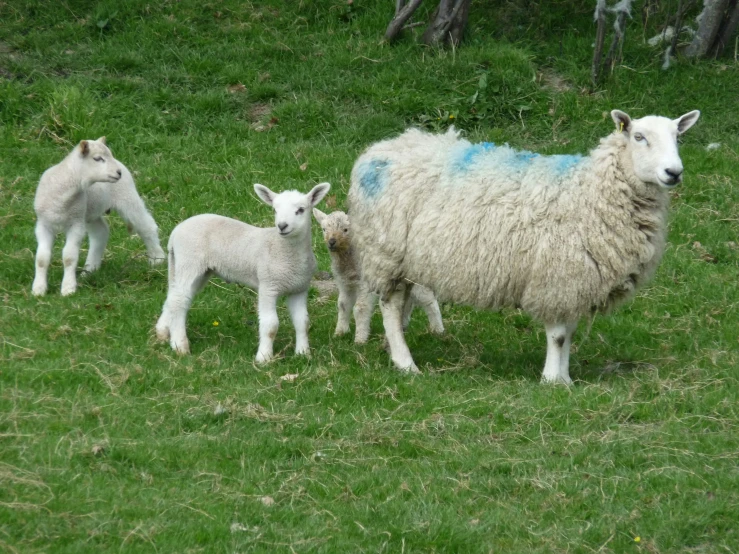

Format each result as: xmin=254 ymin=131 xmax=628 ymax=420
xmin=347 ymin=109 xmax=700 ymax=383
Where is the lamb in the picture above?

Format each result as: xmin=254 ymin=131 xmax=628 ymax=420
xmin=313 ymin=208 xmax=444 ymax=342
xmin=155 ymin=182 xmax=331 ymax=362
xmin=347 ymin=109 xmax=700 ymax=383
xmin=32 ymin=138 xmax=165 ymax=296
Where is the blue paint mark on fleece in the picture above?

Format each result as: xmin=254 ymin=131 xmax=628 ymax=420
xmin=454 ymin=142 xmax=496 ymax=171
xmin=550 ymin=154 xmax=583 ymax=175
xmin=357 ymin=159 xmax=390 ymax=197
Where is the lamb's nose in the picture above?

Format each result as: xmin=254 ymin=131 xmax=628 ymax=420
xmin=116 ymin=169 xmax=122 ymax=177
xmin=328 ymin=238 xmax=336 ymax=247
xmin=665 ymin=168 xmax=683 ymax=182
xmin=278 ymin=223 xmax=288 ymax=232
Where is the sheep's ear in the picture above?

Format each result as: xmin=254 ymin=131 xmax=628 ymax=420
xmin=254 ymin=184 xmax=276 ymax=206
xmin=97 ymin=136 xmax=107 ymax=145
xmin=675 ymin=110 xmax=700 ymax=134
xmin=308 ymin=182 xmax=331 ymax=207
xmin=312 ymin=208 xmax=327 ymax=224
xmin=79 ymin=140 xmax=90 ymax=157
xmin=611 ymin=110 xmax=632 ymax=134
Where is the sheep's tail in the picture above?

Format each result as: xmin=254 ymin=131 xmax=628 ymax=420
xmin=167 ymin=237 xmax=175 ymax=289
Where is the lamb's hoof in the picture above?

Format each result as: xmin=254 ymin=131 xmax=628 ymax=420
xmin=394 ymin=360 xmax=421 ymax=375
xmin=255 ymin=351 xmax=273 ymax=365
xmin=429 ymin=325 xmax=445 ymax=335
xmin=334 ymin=327 xmax=349 ymax=337
xmin=83 ymin=263 xmax=100 ymax=273
xmin=295 ymin=346 xmax=310 ymax=357
xmin=541 ymin=374 xmax=573 ymax=386
xmin=60 ymin=284 xmax=77 ymax=296
xmin=172 ymin=340 xmax=190 ymax=356
xmin=32 ymin=283 xmax=47 ymax=297
xmin=354 ymin=336 xmax=369 ymax=345
xmin=155 ymin=325 xmax=170 ymax=342
xmin=148 ymin=255 xmax=166 ymax=266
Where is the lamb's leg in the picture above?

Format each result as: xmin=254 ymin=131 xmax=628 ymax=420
xmin=155 ymin=247 xmax=176 ymax=342
xmin=164 ymin=272 xmax=210 ymax=355
xmin=60 ymin=223 xmax=86 ymax=296
xmin=353 ymin=282 xmax=377 ymax=344
xmin=32 ymin=221 xmax=54 ymax=296
xmin=287 ymin=290 xmax=310 ymax=357
xmin=255 ymin=292 xmax=279 ymax=364
xmin=379 ymin=284 xmax=419 ymax=374
xmin=401 ymin=283 xmax=415 ymax=331
xmin=412 ymin=285 xmax=445 ymax=334
xmin=113 ymin=187 xmax=165 ymax=265
xmin=83 ymin=217 xmax=109 ymax=272
xmin=334 ymin=280 xmax=356 ymax=337
xmin=541 ymin=322 xmax=577 ymax=385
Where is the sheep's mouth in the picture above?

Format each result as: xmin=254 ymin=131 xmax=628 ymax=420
xmin=108 ymin=174 xmax=122 ymax=182
xmin=279 ymin=229 xmax=292 ymax=236
xmin=658 ymin=178 xmax=679 ymax=188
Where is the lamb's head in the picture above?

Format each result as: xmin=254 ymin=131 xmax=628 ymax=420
xmin=313 ymin=209 xmax=351 ymax=254
xmin=77 ymin=137 xmax=123 ymax=186
xmin=612 ymin=110 xmax=700 ymax=188
xmin=254 ymin=182 xmax=331 ymax=238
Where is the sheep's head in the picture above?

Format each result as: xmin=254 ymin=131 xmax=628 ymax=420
xmin=78 ymin=137 xmax=123 ymax=186
xmin=612 ymin=110 xmax=700 ymax=188
xmin=313 ymin=209 xmax=351 ymax=254
xmin=254 ymin=182 xmax=330 ymax=239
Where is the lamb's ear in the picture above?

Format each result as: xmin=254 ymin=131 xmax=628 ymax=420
xmin=675 ymin=110 xmax=700 ymax=134
xmin=97 ymin=136 xmax=107 ymax=145
xmin=611 ymin=110 xmax=632 ymax=134
xmin=313 ymin=208 xmax=327 ymax=224
xmin=79 ymin=140 xmax=90 ymax=157
xmin=254 ymin=184 xmax=276 ymax=206
xmin=308 ymin=182 xmax=331 ymax=207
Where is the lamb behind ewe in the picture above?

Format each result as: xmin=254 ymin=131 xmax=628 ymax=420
xmin=155 ymin=182 xmax=330 ymax=362
xmin=32 ymin=138 xmax=165 ymax=296
xmin=313 ymin=208 xmax=444 ymax=342
xmin=347 ymin=109 xmax=700 ymax=383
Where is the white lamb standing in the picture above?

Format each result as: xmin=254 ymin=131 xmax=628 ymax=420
xmin=347 ymin=109 xmax=700 ymax=383
xmin=32 ymin=137 xmax=165 ymax=296
xmin=313 ymin=208 xmax=444 ymax=342
xmin=155 ymin=182 xmax=331 ymax=362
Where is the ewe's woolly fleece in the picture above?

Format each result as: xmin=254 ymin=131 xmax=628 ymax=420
xmin=347 ymin=127 xmax=669 ymax=324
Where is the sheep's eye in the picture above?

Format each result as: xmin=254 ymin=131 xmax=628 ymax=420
xmin=296 ymin=207 xmax=305 ymax=215
xmin=634 ymin=133 xmax=645 ymax=142
xmin=93 ymin=156 xmax=104 ymax=162
xmin=343 ymin=228 xmax=348 ymax=233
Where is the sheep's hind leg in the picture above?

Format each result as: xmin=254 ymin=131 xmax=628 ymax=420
xmin=83 ymin=218 xmax=109 ymax=272
xmin=255 ymin=292 xmax=279 ymax=364
xmin=60 ymin=223 xmax=86 ymax=296
xmin=166 ymin=272 xmax=210 ymax=355
xmin=380 ymin=284 xmax=419 ymax=374
xmin=541 ymin=321 xmax=577 ymax=385
xmin=32 ymin=221 xmax=54 ymax=296
xmin=410 ymin=285 xmax=444 ymax=334
xmin=287 ymin=290 xmax=310 ymax=357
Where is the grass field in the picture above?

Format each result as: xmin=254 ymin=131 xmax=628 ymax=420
xmin=1 ymin=0 xmax=738 ymax=552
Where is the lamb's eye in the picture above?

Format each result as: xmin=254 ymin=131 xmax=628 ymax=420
xmin=634 ymin=133 xmax=645 ymax=142
xmin=296 ymin=207 xmax=304 ymax=215
xmin=343 ymin=228 xmax=348 ymax=233
xmin=93 ymin=156 xmax=104 ymax=162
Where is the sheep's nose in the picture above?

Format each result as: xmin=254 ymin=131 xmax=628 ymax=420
xmin=328 ymin=238 xmax=336 ymax=247
xmin=665 ymin=168 xmax=683 ymax=183
xmin=278 ymin=223 xmax=288 ymax=232
xmin=116 ymin=169 xmax=122 ymax=177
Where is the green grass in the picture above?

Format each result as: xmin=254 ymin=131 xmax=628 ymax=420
xmin=1 ymin=1 xmax=738 ymax=552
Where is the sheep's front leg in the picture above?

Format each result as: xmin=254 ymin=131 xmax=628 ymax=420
xmin=413 ymin=286 xmax=445 ymax=334
xmin=541 ymin=322 xmax=578 ymax=385
xmin=380 ymin=284 xmax=419 ymax=374
xmin=255 ymin=292 xmax=279 ymax=364
xmin=32 ymin=221 xmax=54 ymax=296
xmin=84 ymin=218 xmax=110 ymax=272
xmin=60 ymin=224 xmax=86 ymax=296
xmin=334 ymin=280 xmax=357 ymax=337
xmin=287 ymin=291 xmax=310 ymax=357
xmin=353 ymin=282 xmax=377 ymax=344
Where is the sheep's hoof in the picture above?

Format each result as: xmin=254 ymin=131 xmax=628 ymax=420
xmin=354 ymin=336 xmax=369 ymax=345
xmin=148 ymin=255 xmax=166 ymax=266
xmin=155 ymin=325 xmax=170 ymax=342
xmin=172 ymin=340 xmax=190 ymax=356
xmin=295 ymin=345 xmax=310 ymax=357
xmin=395 ymin=361 xmax=421 ymax=375
xmin=255 ymin=351 xmax=273 ymax=364
xmin=334 ymin=327 xmax=349 ymax=337
xmin=83 ymin=263 xmax=101 ymax=273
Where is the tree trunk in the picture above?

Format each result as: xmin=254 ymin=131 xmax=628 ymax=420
xmin=592 ymin=1 xmax=608 ymax=84
xmin=421 ymin=0 xmax=472 ymax=46
xmin=710 ymin=0 xmax=739 ymax=57
xmin=385 ymin=0 xmax=425 ymax=43
xmin=684 ymin=0 xmax=730 ymax=56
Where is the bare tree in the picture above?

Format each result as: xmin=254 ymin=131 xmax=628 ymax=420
xmin=684 ymin=0 xmax=739 ymax=58
xmin=385 ymin=0 xmax=472 ymax=46
xmin=592 ymin=0 xmax=634 ymax=85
